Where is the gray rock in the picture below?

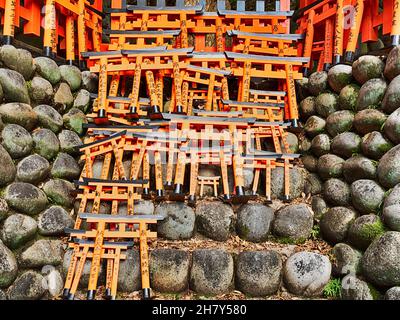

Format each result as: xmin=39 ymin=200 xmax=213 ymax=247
xmin=0 ymin=45 xmax=35 ymax=80
xmin=283 ymin=251 xmax=331 ymax=297
xmin=382 ymin=75 xmax=400 ymax=113
xmin=58 ymin=130 xmax=82 ymax=155
xmin=384 ymin=184 xmax=400 ymax=208
xmin=81 ymin=71 xmax=98 ymax=93
xmin=0 ymin=68 xmax=30 ymax=103
xmin=352 ymin=55 xmax=385 ymax=84
xmin=63 ymin=108 xmax=87 ymax=136
xmin=285 ymin=132 xmax=299 ymax=153
xmin=17 ymin=154 xmax=50 ymax=184
xmin=383 ymin=205 xmax=400 ymax=231
xmin=43 ymin=179 xmax=75 ymax=208
xmin=339 ymin=84 xmax=359 ymax=111
xmin=311 ymin=195 xmax=328 ymax=220
xmin=317 ymin=154 xmax=345 ymax=180
xmin=59 ymin=65 xmax=82 ymax=91
xmin=323 ymin=178 xmax=350 ymax=206
xmin=73 ymin=89 xmax=90 ymax=112
xmin=296 ymin=77 xmax=310 ymax=101
xmin=155 ymin=202 xmax=195 ymax=240
xmin=236 ymin=203 xmax=274 ymax=242
xmin=351 ymin=179 xmax=385 ymax=214
xmin=236 ymin=251 xmax=282 ymax=296
xmin=28 ymin=76 xmax=53 ymax=104
xmin=117 ymin=249 xmax=141 ymax=292
xmin=356 ymin=79 xmax=387 ymax=111
xmin=190 ymin=249 xmax=234 ymax=295
xmin=34 ymin=104 xmax=63 ymax=133
xmin=7 ymin=271 xmax=46 ymax=300
xmin=54 ymin=83 xmax=74 ymax=114
xmin=353 ymin=109 xmax=387 ymax=136
xmin=311 ymin=134 xmax=330 ymax=157
xmin=331 ymin=132 xmax=361 ymax=159
xmin=0 ymin=239 xmax=18 ymax=288
xmin=2 ymin=124 xmax=33 ymax=158
xmin=4 ymin=182 xmax=47 ymax=215
xmin=348 ymin=214 xmax=386 ymax=250
xmin=385 ymin=287 xmax=400 ymax=300
xmin=304 ymin=115 xmax=326 ymax=137
xmin=43 ymin=268 xmax=64 ymax=298
xmin=308 ymin=71 xmax=328 ymax=96
xmin=20 ymin=240 xmax=63 ymax=268
xmin=38 ymin=206 xmax=74 ymax=236
xmin=328 ymin=64 xmax=353 ymax=93
xmin=377 ymin=144 xmax=400 ymax=188
xmin=1 ymin=214 xmax=37 ymax=249
xmin=34 ymin=57 xmax=61 ymax=85
xmin=361 ymin=231 xmax=400 ymax=286
xmin=299 ymin=137 xmax=312 ymax=153
xmin=361 ymin=131 xmax=393 ymax=160
xmin=0 ymin=198 xmax=8 ymax=221
xmin=384 ymin=46 xmax=400 ymax=80
xmin=325 ymin=110 xmax=354 ymax=137
xmin=302 ymin=154 xmax=318 ymax=173
xmin=270 ymin=167 xmax=305 ymax=200
xmin=272 ymin=204 xmax=313 ymax=242
xmin=315 ymin=93 xmax=339 ymax=118
xmin=343 ymin=156 xmax=377 ymax=184
xmin=331 ymin=243 xmax=362 ymax=276
xmin=196 ymin=201 xmax=234 ymax=241
xmin=51 ymin=152 xmax=81 ymax=180
xmin=0 ymin=145 xmax=16 ymax=186
xmin=341 ymin=275 xmax=378 ymax=300
xmin=384 ymin=107 xmax=400 ymax=145
xmin=62 ymin=249 xmax=105 ymax=289
xmin=32 ymin=128 xmax=60 ymax=160
xmin=0 ymin=289 xmax=5 ymax=300
xmin=0 ymin=102 xmax=37 ymax=130
xmin=149 ymin=249 xmax=190 ymax=293
xmin=320 ymin=207 xmax=358 ymax=243
xmin=304 ymin=173 xmax=323 ymax=195
xmin=299 ymin=96 xmax=316 ymax=119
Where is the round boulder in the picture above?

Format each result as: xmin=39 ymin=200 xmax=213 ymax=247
xmin=323 ymin=178 xmax=350 ymax=206
xmin=2 ymin=124 xmax=33 ymax=159
xmin=325 ymin=110 xmax=354 ymax=137
xmin=1 ymin=214 xmax=37 ymax=249
xmin=361 ymin=131 xmax=393 ymax=160
xmin=33 ymin=104 xmax=63 ymax=133
xmin=311 ymin=195 xmax=328 ymax=220
xmin=149 ymin=249 xmax=190 ymax=293
xmin=0 ymin=68 xmax=30 ymax=104
xmin=38 ymin=206 xmax=74 ymax=236
xmin=301 ymin=154 xmax=318 ymax=173
xmin=270 ymin=167 xmax=305 ymax=200
xmin=351 ymin=179 xmax=385 ymax=214
xmin=382 ymin=74 xmax=400 ymax=113
xmin=272 ymin=204 xmax=313 ymax=242
xmin=343 ymin=155 xmax=377 ymax=184
xmin=331 ymin=132 xmax=361 ymax=159
xmin=19 ymin=240 xmax=63 ymax=268
xmin=328 ymin=64 xmax=353 ymax=93
xmin=385 ymin=287 xmax=400 ymax=300
xmin=352 ymin=55 xmax=384 ymax=84
xmin=190 ymin=249 xmax=234 ymax=295
xmin=320 ymin=207 xmax=357 ymax=244
xmin=385 ymin=46 xmax=400 ymax=80
xmin=308 ymin=71 xmax=328 ymax=96
xmin=236 ymin=203 xmax=274 ymax=242
xmin=339 ymin=84 xmax=359 ymax=111
xmin=81 ymin=71 xmax=98 ymax=93
xmin=0 ymin=145 xmax=16 ymax=186
xmin=155 ymin=202 xmax=195 ymax=240
xmin=377 ymin=144 xmax=400 ymax=188
xmin=383 ymin=205 xmax=400 ymax=232
xmin=304 ymin=173 xmax=323 ymax=195
xmin=0 ymin=45 xmax=35 ymax=80
xmin=43 ymin=179 xmax=75 ymax=208
xmin=317 ymin=154 xmax=345 ymax=180
xmin=16 ymin=154 xmax=50 ymax=184
xmin=384 ymin=184 xmax=400 ymax=208
xmin=28 ymin=76 xmax=54 ymax=104
xmin=0 ymin=239 xmax=18 ymax=288
xmin=7 ymin=271 xmax=46 ymax=300
xmin=348 ymin=215 xmax=386 ymax=250
xmin=32 ymin=128 xmax=60 ymax=160
xmin=304 ymin=115 xmax=326 ymax=137
xmin=34 ymin=57 xmax=61 ymax=85
xmin=341 ymin=275 xmax=379 ymax=300
xmin=236 ymin=251 xmax=282 ymax=297
xmin=356 ymin=78 xmax=387 ymax=111
xmin=331 ymin=243 xmax=362 ymax=276
xmin=361 ymin=231 xmax=400 ymax=286
xmin=299 ymin=96 xmax=316 ymax=119
xmin=63 ymin=108 xmax=87 ymax=136
xmin=117 ymin=249 xmax=141 ymax=292
xmin=315 ymin=93 xmax=339 ymax=118
xmin=283 ymin=252 xmax=331 ymax=297
xmin=0 ymin=102 xmax=37 ymax=130
xmin=384 ymin=107 xmax=400 ymax=145
xmin=73 ymin=89 xmax=91 ymax=112
xmin=196 ymin=201 xmax=233 ymax=241
xmin=59 ymin=65 xmax=82 ymax=91
xmin=353 ymin=109 xmax=387 ymax=136
xmin=51 ymin=152 xmax=81 ymax=180
xmin=54 ymin=83 xmax=74 ymax=113
xmin=4 ymin=182 xmax=47 ymax=215
xmin=311 ymin=134 xmax=330 ymax=157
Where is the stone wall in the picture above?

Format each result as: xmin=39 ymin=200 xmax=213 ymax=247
xmin=0 ymin=44 xmax=98 ymax=300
